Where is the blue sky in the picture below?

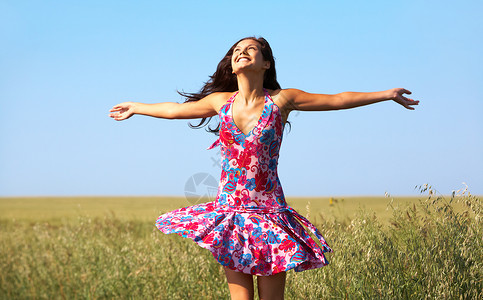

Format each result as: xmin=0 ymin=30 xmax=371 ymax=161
xmin=1 ymin=0 xmax=482 ymax=197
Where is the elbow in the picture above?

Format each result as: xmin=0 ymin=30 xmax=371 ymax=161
xmin=163 ymin=104 xmax=181 ymax=119
xmin=164 ymin=109 xmax=177 ymax=119
xmin=332 ymin=93 xmax=348 ymax=110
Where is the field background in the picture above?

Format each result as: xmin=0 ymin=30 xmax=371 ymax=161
xmin=0 ymin=195 xmax=429 ymax=224
xmin=1 ymin=193 xmax=481 ymax=299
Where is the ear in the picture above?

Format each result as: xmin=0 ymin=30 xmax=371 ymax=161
xmin=263 ymin=61 xmax=270 ymax=70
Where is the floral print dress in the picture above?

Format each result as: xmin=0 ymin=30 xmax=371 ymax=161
xmin=155 ymin=89 xmax=332 ymax=276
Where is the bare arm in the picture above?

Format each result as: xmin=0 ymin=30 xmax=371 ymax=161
xmin=109 ymin=93 xmax=226 ymax=121
xmin=280 ymin=88 xmax=419 ymax=112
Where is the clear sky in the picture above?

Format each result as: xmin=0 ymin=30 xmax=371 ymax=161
xmin=1 ymin=0 xmax=482 ymax=197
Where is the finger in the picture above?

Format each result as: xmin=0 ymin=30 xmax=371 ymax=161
xmin=400 ymin=101 xmax=412 ymax=110
xmin=405 ymin=100 xmax=418 ymax=109
xmin=405 ymin=98 xmax=419 ymax=104
xmin=401 ymin=89 xmax=412 ymax=95
xmin=112 ymin=103 xmax=130 ymax=109
xmin=396 ymin=95 xmax=408 ymax=103
xmin=109 ymin=106 xmax=124 ymax=112
xmin=395 ymin=98 xmax=411 ymax=110
xmin=111 ymin=112 xmax=125 ymax=118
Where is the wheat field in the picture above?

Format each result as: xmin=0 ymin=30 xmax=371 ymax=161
xmin=0 ymin=188 xmax=481 ymax=299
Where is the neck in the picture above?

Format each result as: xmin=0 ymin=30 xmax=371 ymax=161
xmin=236 ymin=72 xmax=265 ymax=103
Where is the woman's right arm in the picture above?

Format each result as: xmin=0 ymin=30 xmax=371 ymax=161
xmin=109 ymin=93 xmax=224 ymax=121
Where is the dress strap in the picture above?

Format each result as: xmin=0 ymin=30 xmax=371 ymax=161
xmin=227 ymin=91 xmax=238 ymax=103
xmin=286 ymin=207 xmax=332 ymax=254
xmin=263 ymin=88 xmax=274 ymax=103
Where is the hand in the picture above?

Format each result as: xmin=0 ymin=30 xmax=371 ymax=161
xmin=389 ymin=88 xmax=419 ymax=110
xmin=109 ymin=102 xmax=136 ymax=121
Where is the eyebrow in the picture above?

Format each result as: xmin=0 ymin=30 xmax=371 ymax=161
xmin=234 ymin=43 xmax=259 ymax=49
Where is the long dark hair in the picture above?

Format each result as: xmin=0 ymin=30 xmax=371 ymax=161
xmin=179 ymin=36 xmax=282 ymax=134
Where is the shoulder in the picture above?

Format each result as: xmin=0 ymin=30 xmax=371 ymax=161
xmin=203 ymin=91 xmax=237 ymax=112
xmin=267 ymin=89 xmax=305 ymax=111
xmin=204 ymin=91 xmax=235 ymax=100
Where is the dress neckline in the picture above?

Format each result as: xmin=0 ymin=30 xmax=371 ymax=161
xmin=229 ymin=89 xmax=271 ymax=136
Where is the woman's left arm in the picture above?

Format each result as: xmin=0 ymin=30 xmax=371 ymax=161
xmin=282 ymin=88 xmax=419 ymax=111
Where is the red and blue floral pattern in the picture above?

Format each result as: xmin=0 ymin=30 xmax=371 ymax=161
xmin=156 ymin=90 xmax=332 ymax=276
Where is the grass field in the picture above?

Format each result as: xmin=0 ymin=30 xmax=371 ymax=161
xmin=0 ymin=195 xmax=432 ymax=224
xmin=0 ymin=188 xmax=481 ymax=299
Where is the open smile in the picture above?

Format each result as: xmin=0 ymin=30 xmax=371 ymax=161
xmin=237 ymin=57 xmax=251 ymax=62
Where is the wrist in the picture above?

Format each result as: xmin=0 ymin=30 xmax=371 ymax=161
xmin=384 ymin=89 xmax=396 ymax=101
xmin=131 ymin=102 xmax=141 ymax=114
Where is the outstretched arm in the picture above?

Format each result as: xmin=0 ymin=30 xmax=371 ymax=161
xmin=282 ymin=88 xmax=419 ymax=111
xmin=109 ymin=93 xmax=224 ymax=121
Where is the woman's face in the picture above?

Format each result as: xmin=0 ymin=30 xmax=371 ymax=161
xmin=231 ymin=39 xmax=270 ymax=75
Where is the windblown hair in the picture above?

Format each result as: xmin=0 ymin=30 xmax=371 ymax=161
xmin=179 ymin=36 xmax=282 ymax=134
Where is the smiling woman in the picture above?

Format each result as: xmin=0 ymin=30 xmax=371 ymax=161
xmin=179 ymin=37 xmax=282 ymax=134
xmin=108 ymin=36 xmax=419 ymax=300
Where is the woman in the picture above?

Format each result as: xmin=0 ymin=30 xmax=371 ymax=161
xmin=109 ymin=37 xmax=418 ymax=300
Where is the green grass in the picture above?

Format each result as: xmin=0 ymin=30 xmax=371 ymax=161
xmin=0 ymin=189 xmax=481 ymax=299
